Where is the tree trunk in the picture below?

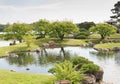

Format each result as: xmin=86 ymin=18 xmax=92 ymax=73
xmin=59 ymin=34 xmax=64 ymax=40
xmin=101 ymin=34 xmax=105 ymax=40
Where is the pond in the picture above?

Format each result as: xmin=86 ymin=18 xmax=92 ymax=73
xmin=0 ymin=40 xmax=11 ymax=47
xmin=0 ymin=41 xmax=120 ymax=84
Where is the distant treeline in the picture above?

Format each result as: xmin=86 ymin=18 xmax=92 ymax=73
xmin=0 ymin=24 xmax=8 ymax=32
xmin=0 ymin=21 xmax=95 ymax=32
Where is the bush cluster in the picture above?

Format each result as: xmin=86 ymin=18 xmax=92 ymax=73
xmin=48 ymin=56 xmax=99 ymax=83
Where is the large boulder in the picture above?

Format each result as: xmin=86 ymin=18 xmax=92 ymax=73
xmin=55 ymin=80 xmax=71 ymax=84
xmin=82 ymin=74 xmax=96 ymax=84
xmin=48 ymin=41 xmax=56 ymax=47
xmin=94 ymin=67 xmax=104 ymax=82
xmin=112 ymin=47 xmax=120 ymax=51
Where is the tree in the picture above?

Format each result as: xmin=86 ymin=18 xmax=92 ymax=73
xmin=0 ymin=24 xmax=8 ymax=32
xmin=111 ymin=1 xmax=120 ymax=33
xmin=89 ymin=23 xmax=117 ymax=40
xmin=4 ymin=23 xmax=32 ymax=43
xmin=49 ymin=21 xmax=79 ymax=40
xmin=77 ymin=21 xmax=95 ymax=30
xmin=32 ymin=19 xmax=50 ymax=38
xmin=111 ymin=1 xmax=120 ymax=22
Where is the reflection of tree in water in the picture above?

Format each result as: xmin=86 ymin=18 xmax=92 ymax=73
xmin=6 ymin=52 xmax=35 ymax=67
xmin=115 ymin=52 xmax=120 ymax=65
xmin=6 ymin=47 xmax=71 ymax=66
xmin=90 ymin=51 xmax=115 ymax=60
xmin=37 ymin=47 xmax=71 ymax=65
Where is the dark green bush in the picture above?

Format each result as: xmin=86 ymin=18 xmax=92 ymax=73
xmin=80 ymin=63 xmax=99 ymax=74
xmin=89 ymin=39 xmax=101 ymax=44
xmin=74 ymin=34 xmax=87 ymax=39
xmin=74 ymin=31 xmax=89 ymax=39
xmin=70 ymin=56 xmax=93 ymax=70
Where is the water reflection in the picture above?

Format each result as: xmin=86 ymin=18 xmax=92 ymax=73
xmin=6 ymin=52 xmax=35 ymax=67
xmin=6 ymin=47 xmax=71 ymax=66
xmin=115 ymin=52 xmax=120 ymax=65
xmin=90 ymin=51 xmax=115 ymax=59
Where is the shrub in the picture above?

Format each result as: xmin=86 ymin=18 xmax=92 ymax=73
xmin=80 ymin=63 xmax=99 ymax=74
xmin=48 ymin=61 xmax=84 ymax=84
xmin=74 ymin=31 xmax=89 ymax=39
xmin=74 ymin=34 xmax=87 ymax=39
xmin=70 ymin=56 xmax=93 ymax=70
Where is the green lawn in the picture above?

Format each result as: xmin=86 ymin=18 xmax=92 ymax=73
xmin=88 ymin=34 xmax=120 ymax=39
xmin=34 ymin=38 xmax=87 ymax=45
xmin=0 ymin=70 xmax=53 ymax=84
xmin=0 ymin=42 xmax=39 ymax=57
xmin=61 ymin=39 xmax=87 ymax=45
xmin=94 ymin=43 xmax=120 ymax=49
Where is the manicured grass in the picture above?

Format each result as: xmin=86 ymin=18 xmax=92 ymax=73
xmin=94 ymin=43 xmax=120 ymax=49
xmin=88 ymin=34 xmax=120 ymax=39
xmin=88 ymin=34 xmax=101 ymax=39
xmin=109 ymin=34 xmax=120 ymax=39
xmin=0 ymin=70 xmax=53 ymax=84
xmin=34 ymin=38 xmax=87 ymax=45
xmin=0 ymin=42 xmax=39 ymax=57
xmin=61 ymin=39 xmax=87 ymax=45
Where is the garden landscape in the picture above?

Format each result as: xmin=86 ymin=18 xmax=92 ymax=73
xmin=0 ymin=0 xmax=120 ymax=84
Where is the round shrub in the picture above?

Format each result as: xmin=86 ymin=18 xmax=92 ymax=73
xmin=74 ymin=35 xmax=87 ymax=39
xmin=71 ymin=56 xmax=93 ymax=70
xmin=80 ymin=63 xmax=99 ymax=74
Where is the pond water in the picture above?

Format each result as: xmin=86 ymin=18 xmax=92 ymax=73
xmin=0 ymin=40 xmax=11 ymax=47
xmin=0 ymin=41 xmax=120 ymax=84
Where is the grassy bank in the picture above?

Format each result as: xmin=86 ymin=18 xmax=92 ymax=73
xmin=34 ymin=38 xmax=87 ymax=45
xmin=0 ymin=70 xmax=53 ymax=84
xmin=0 ymin=42 xmax=39 ymax=57
xmin=88 ymin=34 xmax=120 ymax=39
xmin=0 ymin=39 xmax=87 ymax=57
xmin=94 ymin=43 xmax=120 ymax=49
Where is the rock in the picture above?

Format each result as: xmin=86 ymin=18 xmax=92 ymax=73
xmin=112 ymin=47 xmax=120 ymax=51
xmin=82 ymin=74 xmax=96 ymax=84
xmin=26 ymin=68 xmax=30 ymax=70
xmin=94 ymin=67 xmax=104 ymax=82
xmin=88 ymin=42 xmax=94 ymax=47
xmin=42 ymin=43 xmax=49 ymax=48
xmin=36 ymin=49 xmax=41 ymax=53
xmin=102 ymin=48 xmax=109 ymax=52
xmin=10 ymin=70 xmax=15 ymax=72
xmin=48 ymin=41 xmax=56 ymax=47
xmin=55 ymin=80 xmax=71 ymax=84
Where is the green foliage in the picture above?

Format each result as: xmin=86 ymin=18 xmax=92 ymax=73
xmin=111 ymin=1 xmax=120 ymax=24
xmin=74 ymin=34 xmax=87 ymax=39
xmin=70 ymin=56 xmax=99 ymax=75
xmin=74 ymin=28 xmax=90 ymax=39
xmin=48 ymin=61 xmax=84 ymax=84
xmin=89 ymin=39 xmax=101 ymax=44
xmin=49 ymin=21 xmax=79 ymax=40
xmin=23 ymin=34 xmax=33 ymax=47
xmin=80 ymin=63 xmax=99 ymax=74
xmin=4 ymin=23 xmax=32 ymax=42
xmin=0 ymin=24 xmax=8 ymax=32
xmin=32 ymin=19 xmax=50 ymax=38
xmin=77 ymin=21 xmax=95 ymax=30
xmin=70 ymin=56 xmax=93 ymax=69
xmin=89 ymin=23 xmax=117 ymax=40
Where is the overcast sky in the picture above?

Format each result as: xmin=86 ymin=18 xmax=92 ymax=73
xmin=0 ymin=0 xmax=119 ymax=24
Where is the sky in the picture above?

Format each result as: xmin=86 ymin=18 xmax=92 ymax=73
xmin=0 ymin=0 xmax=119 ymax=24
